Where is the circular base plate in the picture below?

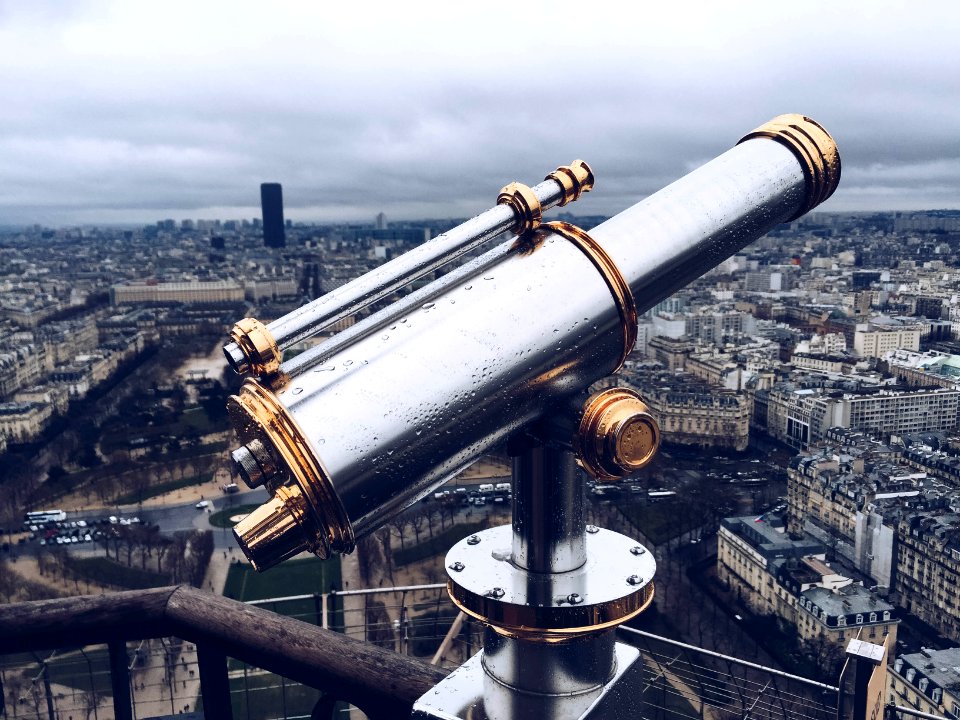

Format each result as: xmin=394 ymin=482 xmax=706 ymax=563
xmin=446 ymin=525 xmax=655 ymax=639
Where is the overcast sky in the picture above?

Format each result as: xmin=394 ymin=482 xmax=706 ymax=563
xmin=1 ymin=1 xmax=958 ymax=226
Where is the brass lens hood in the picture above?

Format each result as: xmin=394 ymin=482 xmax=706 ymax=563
xmin=227 ymin=379 xmax=353 ymax=569
xmin=738 ymin=114 xmax=841 ymax=220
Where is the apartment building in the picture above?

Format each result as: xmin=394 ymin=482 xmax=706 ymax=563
xmin=718 ymin=516 xmax=897 ymax=661
xmin=890 ymin=648 xmax=960 ymax=718
xmin=896 ymin=513 xmax=960 ymax=642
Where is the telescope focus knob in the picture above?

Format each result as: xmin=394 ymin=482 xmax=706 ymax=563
xmin=575 ymin=387 xmax=660 ymax=481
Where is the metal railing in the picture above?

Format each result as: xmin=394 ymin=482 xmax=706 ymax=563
xmin=0 ymin=584 xmax=930 ymax=720
xmin=0 ymin=586 xmax=446 ymax=720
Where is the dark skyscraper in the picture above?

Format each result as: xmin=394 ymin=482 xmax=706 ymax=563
xmin=260 ymin=182 xmax=286 ymax=248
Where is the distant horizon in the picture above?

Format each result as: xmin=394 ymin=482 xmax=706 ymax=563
xmin=4 ymin=207 xmax=960 ymax=233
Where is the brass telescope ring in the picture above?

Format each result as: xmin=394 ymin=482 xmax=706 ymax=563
xmin=228 ymin=317 xmax=283 ymax=380
xmin=497 ymin=182 xmax=542 ymax=235
xmin=544 ymin=221 xmax=638 ymax=373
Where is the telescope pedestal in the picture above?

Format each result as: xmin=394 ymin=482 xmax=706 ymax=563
xmin=413 ymin=425 xmax=655 ymax=719
xmin=411 ymin=639 xmax=647 ymax=720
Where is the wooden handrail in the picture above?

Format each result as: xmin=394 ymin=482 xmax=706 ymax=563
xmin=0 ymin=585 xmax=448 ymax=719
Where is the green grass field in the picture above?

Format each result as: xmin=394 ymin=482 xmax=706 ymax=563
xmin=222 ymin=556 xmax=344 ymax=673
xmin=223 ymin=555 xmax=342 ymax=601
xmin=208 ymin=504 xmax=261 ymax=528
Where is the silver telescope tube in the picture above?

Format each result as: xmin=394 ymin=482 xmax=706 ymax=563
xmin=228 ymin=114 xmax=840 ymax=570
xmin=224 ymin=161 xmax=594 ymax=382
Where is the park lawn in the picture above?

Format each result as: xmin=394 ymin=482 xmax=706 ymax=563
xmin=44 ymin=647 xmax=114 ymax=696
xmin=223 ymin=555 xmax=342 ymax=601
xmin=196 ymin=669 xmax=344 ymax=720
xmin=222 ymin=556 xmax=345 ymax=671
xmin=113 ymin=473 xmax=215 ymax=504
xmin=208 ymin=504 xmax=261 ymax=528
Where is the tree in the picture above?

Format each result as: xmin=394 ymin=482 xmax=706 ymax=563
xmin=46 ymin=465 xmax=69 ymax=485
xmin=426 ymin=507 xmax=442 ymax=539
xmin=409 ymin=511 xmax=427 ymax=545
xmin=0 ymin=557 xmax=18 ymax=601
xmin=375 ymin=528 xmax=395 ymax=584
xmin=156 ymin=536 xmax=173 ymax=573
xmin=81 ymin=687 xmax=102 ymax=720
xmin=77 ymin=444 xmax=103 ymax=470
xmin=389 ymin=516 xmax=408 ymax=552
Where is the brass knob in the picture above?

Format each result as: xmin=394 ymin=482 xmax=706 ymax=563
xmin=575 ymin=388 xmax=660 ymax=481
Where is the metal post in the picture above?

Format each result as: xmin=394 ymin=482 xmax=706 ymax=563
xmin=197 ymin=643 xmax=233 ymax=720
xmin=839 ymin=639 xmax=888 ymax=720
xmin=242 ymin=665 xmax=250 ymax=720
xmin=416 ymin=414 xmax=656 ymax=719
xmin=108 ymin=641 xmax=133 ymax=720
xmin=40 ymin=664 xmax=54 ymax=720
xmin=510 ymin=432 xmax=586 ymax=574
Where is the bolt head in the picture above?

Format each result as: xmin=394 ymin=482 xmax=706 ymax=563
xmin=630 ymin=546 xmax=646 ymax=556
xmin=627 ymin=574 xmax=643 ymax=586
xmin=467 ymin=535 xmax=481 ymax=545
xmin=567 ymin=593 xmax=584 ymax=604
xmin=490 ymin=587 xmax=505 ymax=599
xmin=449 ymin=561 xmax=465 ymax=572
xmin=585 ymin=524 xmax=600 ymax=534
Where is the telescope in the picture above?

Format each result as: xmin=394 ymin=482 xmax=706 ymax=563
xmin=223 ymin=114 xmax=839 ymax=719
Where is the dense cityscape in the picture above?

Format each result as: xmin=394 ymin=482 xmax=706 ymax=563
xmin=4 ymin=198 xmax=960 ymax=717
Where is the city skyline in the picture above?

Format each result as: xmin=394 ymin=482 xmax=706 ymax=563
xmin=0 ymin=2 xmax=958 ymax=225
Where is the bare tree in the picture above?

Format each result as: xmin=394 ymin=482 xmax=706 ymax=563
xmin=427 ymin=507 xmax=443 ymax=539
xmin=81 ymin=686 xmax=102 ymax=720
xmin=389 ymin=516 xmax=409 ymax=552
xmin=0 ymin=557 xmax=18 ymax=601
xmin=409 ymin=511 xmax=427 ymax=545
xmin=440 ymin=502 xmax=458 ymax=530
xmin=375 ymin=527 xmax=395 ymax=583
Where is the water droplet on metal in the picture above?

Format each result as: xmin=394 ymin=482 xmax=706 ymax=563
xmin=422 ymin=302 xmax=435 ymax=310
xmin=292 ymin=387 xmax=303 ymax=395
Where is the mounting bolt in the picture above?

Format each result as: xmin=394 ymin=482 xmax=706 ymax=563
xmin=630 ymin=546 xmax=646 ymax=556
xmin=490 ymin=587 xmax=505 ymax=599
xmin=585 ymin=524 xmax=600 ymax=534
xmin=449 ymin=562 xmax=465 ymax=572
xmin=467 ymin=535 xmax=481 ymax=545
xmin=567 ymin=593 xmax=584 ymax=605
xmin=627 ymin=575 xmax=644 ymax=586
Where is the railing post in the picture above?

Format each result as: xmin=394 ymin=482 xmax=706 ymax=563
xmin=40 ymin=662 xmax=55 ymax=720
xmin=839 ymin=638 xmax=888 ymax=720
xmin=197 ymin=643 xmax=233 ymax=720
xmin=108 ymin=641 xmax=134 ymax=720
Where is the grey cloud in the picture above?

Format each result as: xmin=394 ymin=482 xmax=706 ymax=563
xmin=1 ymin=2 xmax=960 ymax=224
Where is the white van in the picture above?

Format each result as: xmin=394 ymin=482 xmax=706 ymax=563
xmin=478 ymin=483 xmax=495 ymax=494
